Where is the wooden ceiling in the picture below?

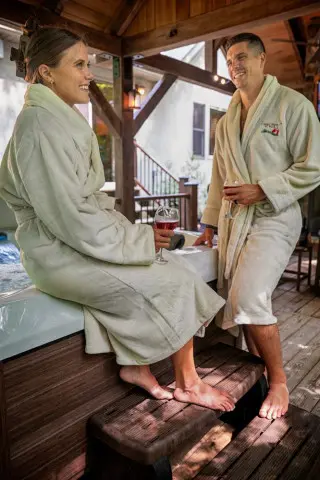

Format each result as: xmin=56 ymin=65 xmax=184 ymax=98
xmin=1 ymin=0 xmax=320 ymax=95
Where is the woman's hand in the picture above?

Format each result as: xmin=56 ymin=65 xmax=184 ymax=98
xmin=223 ymin=184 xmax=266 ymax=206
xmin=193 ymin=227 xmax=214 ymax=248
xmin=153 ymin=228 xmax=174 ymax=252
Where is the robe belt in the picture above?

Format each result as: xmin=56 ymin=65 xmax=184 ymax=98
xmin=14 ymin=207 xmax=37 ymax=224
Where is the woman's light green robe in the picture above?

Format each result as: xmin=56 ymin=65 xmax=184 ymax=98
xmin=0 ymin=85 xmax=225 ymax=365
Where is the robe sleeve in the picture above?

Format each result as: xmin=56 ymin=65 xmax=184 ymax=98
xmin=258 ymin=99 xmax=320 ymax=213
xmin=201 ymin=122 xmax=226 ymax=227
xmin=17 ymin=125 xmax=156 ymax=265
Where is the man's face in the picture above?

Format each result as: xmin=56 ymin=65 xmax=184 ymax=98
xmin=226 ymin=41 xmax=266 ymax=91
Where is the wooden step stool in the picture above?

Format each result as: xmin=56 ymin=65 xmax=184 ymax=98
xmin=194 ymin=404 xmax=320 ymax=479
xmin=87 ymin=343 xmax=265 ymax=480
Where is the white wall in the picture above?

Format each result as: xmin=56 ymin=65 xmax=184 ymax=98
xmin=135 ymin=45 xmax=232 ymax=214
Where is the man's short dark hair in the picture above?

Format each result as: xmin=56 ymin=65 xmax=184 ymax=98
xmin=225 ymin=33 xmax=266 ymax=55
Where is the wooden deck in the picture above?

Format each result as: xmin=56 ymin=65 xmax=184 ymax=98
xmin=172 ymin=252 xmax=320 ymax=479
xmin=273 ymin=254 xmax=320 ymax=418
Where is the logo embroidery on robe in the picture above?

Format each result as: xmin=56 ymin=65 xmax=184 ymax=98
xmin=261 ymin=122 xmax=281 ymax=136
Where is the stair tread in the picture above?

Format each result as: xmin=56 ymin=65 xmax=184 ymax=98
xmin=89 ymin=343 xmax=265 ymax=465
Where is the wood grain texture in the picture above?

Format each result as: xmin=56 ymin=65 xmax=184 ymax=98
xmin=89 ymin=343 xmax=264 ymax=465
xmin=195 ymin=405 xmax=320 ymax=480
xmin=0 ymin=0 xmax=121 ymax=55
xmin=0 ymin=363 xmax=10 ymax=480
xmin=123 ymin=0 xmax=320 ymax=57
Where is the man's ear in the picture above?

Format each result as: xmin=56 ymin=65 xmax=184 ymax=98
xmin=260 ymin=52 xmax=266 ymax=68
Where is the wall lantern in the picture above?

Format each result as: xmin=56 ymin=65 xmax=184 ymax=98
xmin=136 ymin=85 xmax=145 ymax=96
xmin=126 ymin=87 xmax=142 ymax=110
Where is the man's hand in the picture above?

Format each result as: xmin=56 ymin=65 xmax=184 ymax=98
xmin=153 ymin=228 xmax=174 ymax=252
xmin=223 ymin=184 xmax=266 ymax=205
xmin=193 ymin=227 xmax=214 ymax=248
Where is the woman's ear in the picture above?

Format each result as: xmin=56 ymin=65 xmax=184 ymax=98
xmin=38 ymin=64 xmax=54 ymax=85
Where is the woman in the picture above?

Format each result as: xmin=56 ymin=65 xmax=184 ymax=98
xmin=0 ymin=26 xmax=234 ymax=411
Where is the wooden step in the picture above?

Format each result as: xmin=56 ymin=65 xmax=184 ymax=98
xmin=88 ymin=343 xmax=265 ymax=466
xmin=194 ymin=404 xmax=320 ymax=479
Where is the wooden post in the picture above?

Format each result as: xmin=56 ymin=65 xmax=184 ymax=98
xmin=179 ymin=176 xmax=189 ymax=229
xmin=205 ymin=40 xmax=218 ymax=75
xmin=113 ymin=56 xmax=135 ymax=222
xmin=184 ymin=181 xmax=199 ymax=232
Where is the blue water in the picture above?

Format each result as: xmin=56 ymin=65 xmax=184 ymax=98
xmin=0 ymin=239 xmax=21 ymax=264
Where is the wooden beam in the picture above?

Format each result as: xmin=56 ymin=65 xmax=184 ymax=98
xmin=108 ymin=0 xmax=147 ymax=36
xmin=42 ymin=0 xmax=67 ymax=15
xmin=123 ymin=0 xmax=320 ymax=57
xmin=0 ymin=0 xmax=121 ymax=56
xmin=133 ymin=74 xmax=177 ymax=136
xmin=113 ymin=57 xmax=136 ymax=222
xmin=205 ymin=40 xmax=219 ymax=74
xmin=286 ymin=18 xmax=307 ymax=79
xmin=89 ymin=82 xmax=122 ymax=139
xmin=135 ymin=55 xmax=235 ymax=95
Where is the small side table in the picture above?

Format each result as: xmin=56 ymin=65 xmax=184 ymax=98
xmin=284 ymin=245 xmax=313 ymax=291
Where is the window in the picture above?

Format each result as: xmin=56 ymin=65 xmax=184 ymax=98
xmin=193 ymin=103 xmax=205 ymax=157
xmin=209 ymin=108 xmax=225 ymax=156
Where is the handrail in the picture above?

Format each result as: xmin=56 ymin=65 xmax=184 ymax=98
xmin=134 ymin=141 xmax=179 ymax=184
xmin=134 ymin=178 xmax=152 ymax=196
xmin=134 ymin=193 xmax=190 ymax=201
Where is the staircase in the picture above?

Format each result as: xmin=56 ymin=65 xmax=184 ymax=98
xmin=134 ymin=142 xmax=179 ymax=197
xmin=102 ymin=143 xmax=199 ymax=230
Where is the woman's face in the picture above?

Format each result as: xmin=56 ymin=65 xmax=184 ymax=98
xmin=43 ymin=41 xmax=94 ymax=106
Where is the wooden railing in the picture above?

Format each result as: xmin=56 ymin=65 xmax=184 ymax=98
xmin=134 ymin=180 xmax=198 ymax=231
xmin=134 ymin=142 xmax=179 ymax=196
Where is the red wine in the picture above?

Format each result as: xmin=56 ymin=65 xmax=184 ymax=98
xmin=155 ymin=220 xmax=179 ymax=230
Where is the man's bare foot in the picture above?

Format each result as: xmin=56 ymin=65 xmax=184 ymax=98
xmin=174 ymin=379 xmax=235 ymax=411
xmin=259 ymin=383 xmax=289 ymax=420
xmin=119 ymin=365 xmax=173 ymax=400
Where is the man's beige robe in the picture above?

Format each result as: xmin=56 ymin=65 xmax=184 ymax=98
xmin=202 ymin=75 xmax=320 ymax=330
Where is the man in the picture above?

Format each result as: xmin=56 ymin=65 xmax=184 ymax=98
xmin=195 ymin=33 xmax=320 ymax=420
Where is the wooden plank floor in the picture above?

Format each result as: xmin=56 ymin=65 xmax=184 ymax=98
xmin=273 ymin=252 xmax=320 ymax=418
xmin=173 ymin=251 xmax=320 ymax=479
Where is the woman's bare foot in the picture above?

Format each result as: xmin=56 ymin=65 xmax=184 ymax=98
xmin=119 ymin=365 xmax=173 ymax=400
xmin=259 ymin=383 xmax=289 ymax=419
xmin=174 ymin=379 xmax=235 ymax=411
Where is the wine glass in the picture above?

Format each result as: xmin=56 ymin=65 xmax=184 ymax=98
xmin=224 ymin=179 xmax=240 ymax=219
xmin=154 ymin=206 xmax=179 ymax=264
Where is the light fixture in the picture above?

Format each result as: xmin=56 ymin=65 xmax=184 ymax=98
xmin=213 ymin=75 xmax=219 ymax=82
xmin=220 ymin=78 xmax=226 ymax=85
xmin=126 ymin=87 xmax=141 ymax=110
xmin=136 ymin=85 xmax=145 ymax=96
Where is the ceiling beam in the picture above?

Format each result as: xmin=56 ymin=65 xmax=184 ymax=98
xmin=133 ymin=74 xmax=177 ymax=136
xmin=123 ymin=0 xmax=320 ymax=57
xmin=108 ymin=0 xmax=147 ymax=36
xmin=42 ymin=1 xmax=67 ymax=15
xmin=89 ymin=81 xmax=122 ymax=138
xmin=0 ymin=0 xmax=121 ymax=56
xmin=135 ymin=55 xmax=235 ymax=95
